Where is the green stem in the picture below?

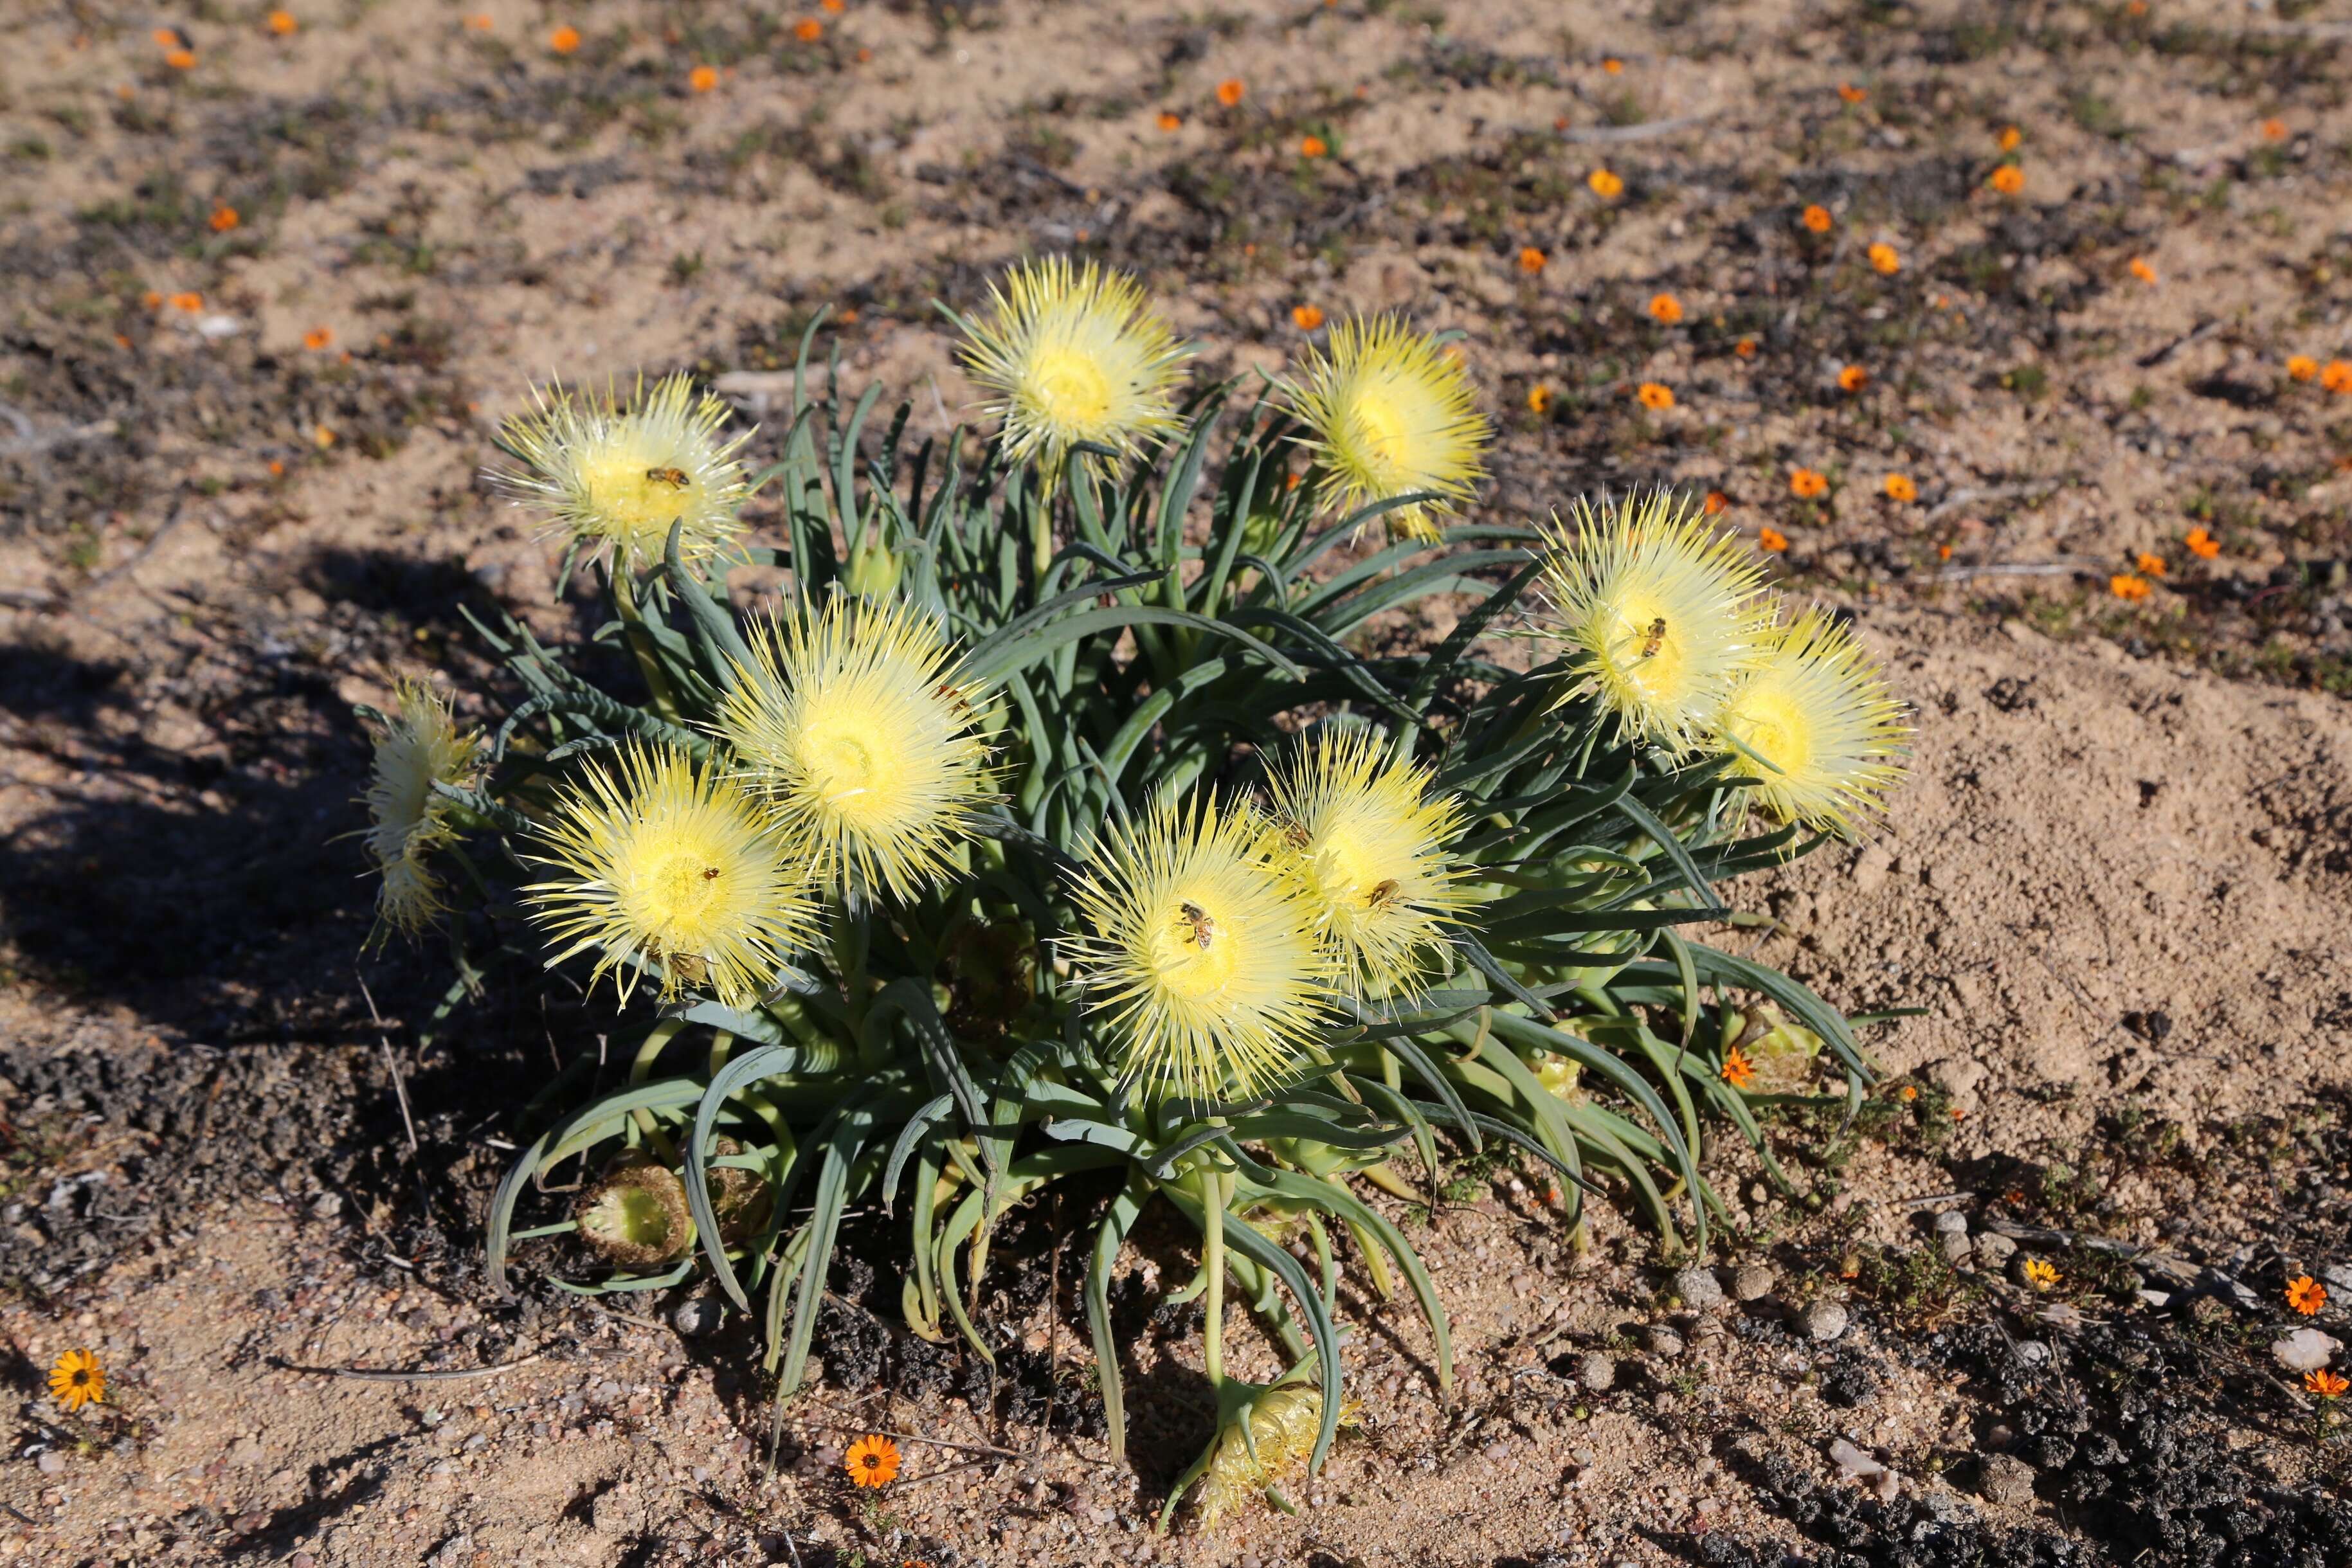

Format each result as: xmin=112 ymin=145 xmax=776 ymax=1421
xmin=610 ymin=567 xmax=684 ymax=721
xmin=1200 ymin=1166 xmax=1229 ymax=1386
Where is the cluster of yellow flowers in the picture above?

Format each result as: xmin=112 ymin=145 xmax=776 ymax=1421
xmin=360 ymin=255 xmax=1905 ymax=1107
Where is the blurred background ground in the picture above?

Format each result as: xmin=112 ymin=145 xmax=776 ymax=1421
xmin=1 ymin=2 xmax=2349 ymax=1565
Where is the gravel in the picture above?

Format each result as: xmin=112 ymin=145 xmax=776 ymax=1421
xmin=1731 ymin=1262 xmax=1775 ymax=1301
xmin=1802 ymin=1298 xmax=1850 ymax=1342
xmin=1579 ymin=1351 xmax=1617 ymax=1392
xmin=1674 ymin=1264 xmax=1728 ymax=1310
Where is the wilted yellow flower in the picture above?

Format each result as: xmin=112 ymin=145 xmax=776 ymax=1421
xmin=1710 ymin=608 xmax=1909 ymax=838
xmin=523 ymin=745 xmax=820 ymax=1007
xmin=362 ymin=679 xmax=480 ymax=937
xmin=1535 ymin=490 xmax=1774 ymax=753
xmin=1288 ymin=314 xmax=1490 ymax=543
xmin=715 ymin=599 xmax=994 ymax=903
xmin=493 ymin=373 xmax=752 ymax=570
xmin=955 ymin=255 xmax=1191 ymax=471
xmin=1191 ymin=1386 xmax=1357 ymax=1526
xmin=1263 ymin=729 xmax=1472 ymax=998
xmin=1065 ymin=794 xmax=1333 ymax=1103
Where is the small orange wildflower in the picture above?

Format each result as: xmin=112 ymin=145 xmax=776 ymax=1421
xmin=2185 ymin=527 xmax=2220 ymax=560
xmin=169 ymin=291 xmax=203 ymax=312
xmin=2288 ymin=355 xmax=2320 ymax=381
xmin=2023 ymin=1259 xmax=2059 ymax=1291
xmin=1721 ymin=1045 xmax=1757 ymax=1090
xmin=2109 ymin=573 xmax=2150 ymax=602
xmin=209 ymin=205 xmax=239 ymax=233
xmin=1291 ymin=303 xmax=1324 ymax=331
xmin=795 ymin=18 xmax=823 ymax=42
xmin=1937 ymin=542 xmax=1953 ymax=561
xmin=1837 ymin=82 xmax=1867 ymax=104
xmin=1526 ymin=384 xmax=1552 ymax=415
xmin=2322 ymin=361 xmax=2352 ymax=393
xmin=1299 ymin=134 xmax=1327 ymax=158
xmin=1758 ymin=525 xmax=1787 ymax=553
xmin=1602 ymin=57 xmax=1623 ymax=75
xmin=2262 ymin=118 xmax=2288 ymax=143
xmin=1517 ymin=246 xmax=1547 ymax=275
xmin=1883 ymin=474 xmax=1916 ymax=503
xmin=1636 ymin=382 xmax=1674 ymax=411
xmin=2308 ymin=1369 xmax=2349 ymax=1399
xmin=2129 ymin=257 xmax=2158 ymax=285
xmin=1800 ymin=204 xmax=1832 ymax=233
xmin=823 ymin=0 xmax=846 ymax=10
xmin=1157 ymin=111 xmax=1181 ymax=132
xmin=165 ymin=48 xmax=195 ymax=69
xmin=1216 ymin=79 xmax=1244 ymax=108
xmin=1588 ymin=168 xmax=1623 ymax=199
xmin=1836 ymin=364 xmax=1867 ymax=393
xmin=142 ymin=289 xmax=163 ymax=309
xmin=152 ymin=27 xmax=183 ymax=49
xmin=268 ymin=10 xmax=298 ymax=35
xmin=846 ymin=1434 xmax=901 ymax=1488
xmin=690 ymin=65 xmax=718 ymax=93
xmin=303 ymin=326 xmax=333 ymax=350
xmin=1998 ymin=125 xmax=2022 ymax=152
xmin=1867 ymin=242 xmax=1900 ymax=275
xmin=550 ymin=24 xmax=581 ymax=54
xmin=1702 ymin=490 xmax=1728 ymax=515
xmin=1989 ymin=165 xmax=2025 ymax=195
xmin=1899 ymin=1083 xmax=1919 ymax=1101
xmin=48 ymin=1349 xmax=104 ymax=1413
xmin=267 ymin=459 xmax=284 ymax=476
xmin=1789 ymin=467 xmax=1827 ymax=499
xmin=1733 ymin=336 xmax=1757 ymax=358
xmin=2135 ymin=552 xmax=2166 ymax=577
xmin=313 ymin=424 xmax=337 ymax=449
xmin=2286 ymin=1275 xmax=2328 ymax=1316
xmin=1647 ymin=292 xmax=1683 ymax=325
xmin=464 ymin=14 xmax=493 ymax=31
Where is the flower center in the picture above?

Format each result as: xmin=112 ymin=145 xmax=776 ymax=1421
xmin=1026 ymin=345 xmax=1114 ymax=430
xmin=579 ymin=445 xmax=691 ymax=541
xmin=1721 ymin=680 xmax=1814 ymax=780
xmin=1348 ymin=385 xmax=1411 ymax=470
xmin=1608 ymin=593 xmax=1691 ymax=703
xmin=795 ymin=690 xmax=914 ymax=832
xmin=1147 ymin=893 xmax=1238 ymax=1002
xmin=623 ymin=839 xmax=730 ymax=948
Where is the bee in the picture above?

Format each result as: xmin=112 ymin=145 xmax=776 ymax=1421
xmin=1636 ymin=616 xmax=1667 ymax=660
xmin=645 ymin=466 xmax=691 ymax=489
xmin=1177 ymin=901 xmax=1215 ymax=951
xmin=701 ymin=866 xmax=721 ymax=881
xmin=936 ymin=681 xmax=975 ymax=721
xmin=671 ymin=952 xmax=709 ymax=986
xmin=1278 ymin=816 xmax=1312 ymax=852
xmin=1366 ymin=878 xmax=1402 ymax=909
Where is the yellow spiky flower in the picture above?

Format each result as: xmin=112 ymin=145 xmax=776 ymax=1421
xmin=713 ymin=598 xmax=995 ymax=903
xmin=1263 ymin=730 xmax=1474 ymax=998
xmin=1535 ymin=489 xmax=1775 ymax=753
xmin=1191 ymin=1385 xmax=1359 ymax=1526
xmin=1289 ymin=314 xmax=1490 ymax=543
xmin=523 ymin=744 xmax=819 ymax=1007
xmin=491 ymin=372 xmax=752 ymax=570
xmin=362 ymin=678 xmax=480 ymax=938
xmin=955 ymin=255 xmax=1191 ymax=471
xmin=1065 ymin=795 xmax=1334 ymax=1103
xmin=1710 ymin=608 xmax=1910 ymax=837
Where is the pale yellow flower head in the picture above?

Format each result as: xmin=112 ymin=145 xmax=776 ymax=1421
xmin=1263 ymin=730 xmax=1472 ymax=998
xmin=492 ymin=372 xmax=751 ymax=570
xmin=1065 ymin=794 xmax=1334 ymax=1104
xmin=1712 ymin=607 xmax=1910 ymax=837
xmin=714 ymin=597 xmax=995 ymax=904
xmin=957 ymin=255 xmax=1191 ymax=471
xmin=1193 ymin=1387 xmax=1358 ymax=1526
xmin=1289 ymin=315 xmax=1490 ymax=543
xmin=1535 ymin=489 xmax=1775 ymax=753
xmin=363 ymin=678 xmax=480 ymax=937
xmin=523 ymin=744 xmax=820 ymax=1007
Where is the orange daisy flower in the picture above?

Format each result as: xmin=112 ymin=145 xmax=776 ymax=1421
xmin=2288 ymin=355 xmax=2320 ymax=381
xmin=2286 ymin=1275 xmax=2328 ymax=1316
xmin=304 ymin=326 xmax=334 ymax=350
xmin=1836 ymin=82 xmax=1867 ymax=104
xmin=268 ymin=10 xmax=298 ymax=35
xmin=1997 ymin=126 xmax=2022 ymax=152
xmin=165 ymin=48 xmax=195 ymax=69
xmin=1647 ymin=292 xmax=1683 ymax=325
xmin=2309 ymin=1369 xmax=2349 ymax=1399
xmin=2322 ymin=361 xmax=2352 ymax=393
xmin=1702 ymin=490 xmax=1728 ymax=515
xmin=1291 ymin=303 xmax=1324 ymax=330
xmin=1587 ymin=168 xmax=1623 ymax=199
xmin=690 ymin=65 xmax=718 ymax=93
xmin=209 ymin=205 xmax=239 ymax=233
xmin=464 ymin=14 xmax=494 ymax=31
xmin=1157 ymin=111 xmax=1181 ymax=132
xmin=1867 ymin=242 xmax=1901 ymax=275
xmin=169 ymin=291 xmax=203 ymax=312
xmin=2129 ymin=258 xmax=2158 ymax=285
xmin=795 ymin=17 xmax=824 ymax=41
xmin=1800 ymin=204 xmax=1832 ymax=233
xmin=846 ymin=1434 xmax=902 ymax=1488
xmin=1758 ymin=525 xmax=1787 ymax=553
xmin=1836 ymin=364 xmax=1867 ymax=393
xmin=1721 ymin=1046 xmax=1757 ymax=1090
xmin=2109 ymin=573 xmax=2150 ymax=602
xmin=1518 ymin=246 xmax=1546 ymax=274
xmin=1526 ymin=384 xmax=1552 ymax=415
xmin=550 ymin=24 xmax=581 ymax=54
xmin=1733 ymin=336 xmax=1758 ymax=358
xmin=1602 ymin=57 xmax=1623 ymax=75
xmin=1789 ymin=468 xmax=1827 ymax=499
xmin=1300 ymin=134 xmax=1328 ymax=158
xmin=2261 ymin=118 xmax=2288 ymax=143
xmin=2184 ymin=527 xmax=2220 ymax=559
xmin=48 ymin=1349 xmax=104 ymax=1412
xmin=2135 ymin=552 xmax=2166 ymax=577
xmin=1216 ymin=79 xmax=1244 ymax=107
xmin=1635 ymin=382 xmax=1674 ymax=411
xmin=1883 ymin=474 xmax=1915 ymax=503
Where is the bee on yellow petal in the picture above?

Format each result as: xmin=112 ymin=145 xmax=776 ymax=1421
xmin=491 ymin=373 xmax=752 ymax=572
xmin=714 ymin=599 xmax=995 ymax=904
xmin=1065 ymin=794 xmax=1335 ymax=1104
xmin=954 ymin=255 xmax=1191 ymax=473
xmin=1287 ymin=314 xmax=1490 ymax=545
xmin=1535 ymin=489 xmax=1776 ymax=754
xmin=1710 ymin=608 xmax=1910 ymax=838
xmin=1261 ymin=729 xmax=1474 ymax=1000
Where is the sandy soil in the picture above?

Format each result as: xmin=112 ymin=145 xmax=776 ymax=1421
xmin=3 ymin=3 xmax=2350 ymax=1565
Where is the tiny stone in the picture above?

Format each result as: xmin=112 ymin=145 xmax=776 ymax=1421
xmin=2321 ymin=1263 xmax=2352 ymax=1293
xmin=36 ymin=1450 xmax=65 ymax=1475
xmin=2014 ymin=1340 xmax=2050 ymax=1367
xmin=1802 ymin=1299 xmax=1850 ymax=1342
xmin=1975 ymin=1452 xmax=2036 ymax=1508
xmin=1731 ymin=1263 xmax=1774 ymax=1301
xmin=1941 ymin=1232 xmax=1975 ymax=1265
xmin=1674 ymin=1265 xmax=1727 ymax=1311
xmin=671 ymin=1296 xmax=724 ymax=1337
xmin=1933 ymin=1210 xmax=1968 ymax=1236
xmin=1579 ymin=1351 xmax=1617 ymax=1392
xmin=1645 ymin=1325 xmax=1686 ymax=1360
xmin=1974 ymin=1232 xmax=2016 ymax=1265
xmin=2271 ymin=1328 xmax=2342 ymax=1373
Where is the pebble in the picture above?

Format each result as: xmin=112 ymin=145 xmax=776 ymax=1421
xmin=35 ymin=1450 xmax=64 ymax=1475
xmin=1975 ymin=1452 xmax=2036 ymax=1508
xmin=671 ymin=1296 xmax=723 ymax=1337
xmin=1941 ymin=1232 xmax=1975 ymax=1265
xmin=1974 ymin=1232 xmax=2017 ymax=1265
xmin=2270 ymin=1328 xmax=2342 ymax=1373
xmin=1731 ymin=1263 xmax=1774 ymax=1302
xmin=1829 ymin=1437 xmax=1884 ymax=1480
xmin=1645 ymin=1325 xmax=1686 ymax=1359
xmin=2014 ymin=1340 xmax=2051 ymax=1367
xmin=1579 ymin=1351 xmax=1617 ymax=1392
xmin=1673 ymin=1265 xmax=1726 ymax=1311
xmin=2322 ymin=1263 xmax=2352 ymax=1293
xmin=1933 ymin=1210 xmax=1969 ymax=1236
xmin=1802 ymin=1299 xmax=1850 ymax=1342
